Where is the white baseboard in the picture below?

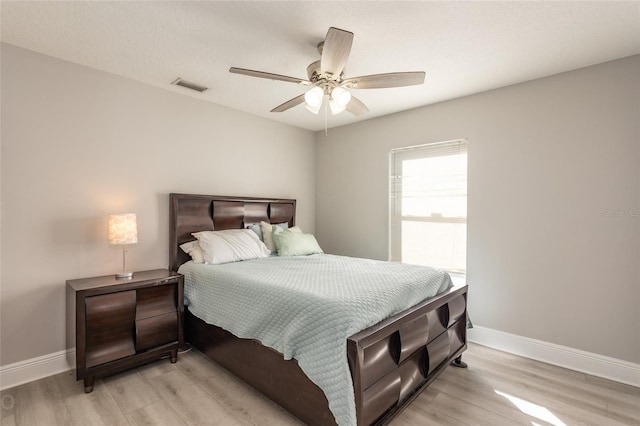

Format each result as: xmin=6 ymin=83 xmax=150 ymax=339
xmin=0 ymin=349 xmax=74 ymax=391
xmin=468 ymin=326 xmax=640 ymax=388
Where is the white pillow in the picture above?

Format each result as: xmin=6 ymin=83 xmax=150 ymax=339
xmin=192 ymin=229 xmax=271 ymax=265
xmin=180 ymin=240 xmax=205 ymax=263
xmin=260 ymin=221 xmax=289 ymax=252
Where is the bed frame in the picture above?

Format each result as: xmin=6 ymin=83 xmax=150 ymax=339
xmin=169 ymin=193 xmax=468 ymax=425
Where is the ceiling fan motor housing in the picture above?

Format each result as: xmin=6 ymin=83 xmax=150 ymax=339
xmin=307 ymin=60 xmax=343 ymax=91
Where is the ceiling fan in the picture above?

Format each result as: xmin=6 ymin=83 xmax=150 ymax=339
xmin=229 ymin=27 xmax=426 ymax=116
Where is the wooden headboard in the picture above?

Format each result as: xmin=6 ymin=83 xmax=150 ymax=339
xmin=169 ymin=193 xmax=296 ymax=271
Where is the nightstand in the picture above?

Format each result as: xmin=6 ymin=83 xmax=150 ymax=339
xmin=66 ymin=269 xmax=184 ymax=392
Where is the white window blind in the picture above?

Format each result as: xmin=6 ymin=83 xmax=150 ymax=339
xmin=389 ymin=140 xmax=468 ymax=274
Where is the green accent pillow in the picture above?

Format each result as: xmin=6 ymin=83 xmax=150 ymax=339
xmin=273 ymin=227 xmax=324 ymax=256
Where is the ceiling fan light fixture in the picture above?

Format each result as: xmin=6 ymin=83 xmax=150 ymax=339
xmin=304 ymin=86 xmax=324 ymax=108
xmin=305 ymin=101 xmax=321 ymax=115
xmin=329 ymin=99 xmax=346 ymax=115
xmin=331 ymin=86 xmax=351 ymax=107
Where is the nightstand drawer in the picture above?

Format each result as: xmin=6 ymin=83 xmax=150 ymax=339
xmin=136 ymin=285 xmax=177 ymax=319
xmin=86 ymin=326 xmax=136 ymax=368
xmin=135 ymin=311 xmax=178 ymax=351
xmin=86 ymin=291 xmax=136 ymax=331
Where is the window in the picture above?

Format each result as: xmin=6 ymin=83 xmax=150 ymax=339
xmin=389 ymin=140 xmax=468 ymax=275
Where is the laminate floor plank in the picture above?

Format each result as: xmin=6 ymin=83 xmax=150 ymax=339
xmin=391 ymin=406 xmax=460 ymax=426
xmin=471 ymin=344 xmax=640 ymax=408
xmin=0 ymin=388 xmax=16 ymax=426
xmin=147 ymin=368 xmax=244 ymax=426
xmin=2 ymin=343 xmax=638 ymax=426
xmin=173 ymin=349 xmax=223 ymax=384
xmin=428 ymin=372 xmax=532 ymax=425
xmin=197 ymin=367 xmax=302 ymax=426
xmin=136 ymin=357 xmax=178 ymax=382
xmin=102 ymin=369 xmax=162 ymax=414
xmin=62 ymin=379 xmax=129 ymax=426
xmin=406 ymin=402 xmax=472 ymax=426
xmin=451 ymin=359 xmax=634 ymax=426
xmin=446 ymin=363 xmax=594 ymax=423
xmin=465 ymin=353 xmax=638 ymax=425
xmin=9 ymin=376 xmax=72 ymax=426
xmin=0 ymin=414 xmax=15 ymax=426
xmin=126 ymin=401 xmax=188 ymax=426
xmin=428 ymin=390 xmax=526 ymax=426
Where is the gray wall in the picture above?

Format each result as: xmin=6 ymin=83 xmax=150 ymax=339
xmin=316 ymin=55 xmax=640 ymax=363
xmin=0 ymin=44 xmax=316 ymax=365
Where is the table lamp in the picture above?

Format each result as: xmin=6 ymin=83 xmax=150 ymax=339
xmin=108 ymin=213 xmax=138 ymax=278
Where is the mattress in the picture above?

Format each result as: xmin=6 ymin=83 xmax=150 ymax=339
xmin=178 ymin=254 xmax=452 ymax=425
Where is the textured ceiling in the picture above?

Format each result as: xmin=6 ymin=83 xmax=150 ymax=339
xmin=1 ymin=1 xmax=639 ymax=131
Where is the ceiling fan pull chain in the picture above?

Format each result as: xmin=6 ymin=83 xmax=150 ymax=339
xmin=325 ymin=98 xmax=329 ymax=136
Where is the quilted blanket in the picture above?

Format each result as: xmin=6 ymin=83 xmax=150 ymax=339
xmin=179 ymin=254 xmax=452 ymax=425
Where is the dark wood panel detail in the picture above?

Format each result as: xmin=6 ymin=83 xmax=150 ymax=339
xmin=398 ymin=349 xmax=427 ymax=401
xmin=426 ymin=306 xmax=447 ymax=343
xmin=448 ymin=318 xmax=466 ymax=356
xmin=397 ymin=314 xmax=429 ymax=364
xmin=86 ymin=326 xmax=135 ymax=368
xmin=212 ymin=201 xmax=245 ymax=230
xmin=361 ymin=332 xmax=399 ymax=389
xmin=85 ymin=291 xmax=136 ymax=331
xmin=425 ymin=331 xmax=450 ymax=376
xmin=136 ymin=285 xmax=177 ymax=320
xmin=171 ymin=197 xmax=214 ymax=269
xmin=243 ymin=202 xmax=269 ymax=225
xmin=175 ymin=198 xmax=214 ymax=240
xmin=269 ymin=202 xmax=295 ymax=225
xmin=361 ymin=369 xmax=401 ymax=426
xmin=135 ymin=312 xmax=178 ymax=351
xmin=447 ymin=294 xmax=466 ymax=327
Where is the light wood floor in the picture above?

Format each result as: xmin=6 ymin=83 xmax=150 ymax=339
xmin=1 ymin=343 xmax=638 ymax=425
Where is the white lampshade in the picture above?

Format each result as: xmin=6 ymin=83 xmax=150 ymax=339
xmin=305 ymin=102 xmax=321 ymax=115
xmin=331 ymin=86 xmax=351 ymax=107
xmin=108 ymin=214 xmax=138 ymax=245
xmin=304 ymin=86 xmax=324 ymax=108
xmin=329 ymin=99 xmax=346 ymax=115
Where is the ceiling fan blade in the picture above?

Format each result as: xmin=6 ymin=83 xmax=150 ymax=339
xmin=346 ymin=95 xmax=369 ymax=116
xmin=343 ymin=72 xmax=426 ymax=89
xmin=320 ymin=27 xmax=354 ymax=77
xmin=229 ymin=67 xmax=311 ymax=85
xmin=271 ymin=94 xmax=306 ymax=113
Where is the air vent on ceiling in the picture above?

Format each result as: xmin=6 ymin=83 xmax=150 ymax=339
xmin=171 ymin=77 xmax=208 ymax=93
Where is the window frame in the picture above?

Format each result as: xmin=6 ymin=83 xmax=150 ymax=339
xmin=388 ymin=139 xmax=468 ymax=274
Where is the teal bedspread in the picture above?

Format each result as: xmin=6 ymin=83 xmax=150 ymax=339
xmin=179 ymin=254 xmax=452 ymax=425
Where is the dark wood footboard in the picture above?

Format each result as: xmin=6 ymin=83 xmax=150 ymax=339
xmin=348 ymin=283 xmax=467 ymax=425
xmin=185 ymin=283 xmax=467 ymax=426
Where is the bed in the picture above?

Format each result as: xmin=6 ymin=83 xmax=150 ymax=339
xmin=169 ymin=193 xmax=468 ymax=425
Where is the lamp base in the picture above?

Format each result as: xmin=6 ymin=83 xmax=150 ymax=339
xmin=115 ymin=272 xmax=133 ymax=279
